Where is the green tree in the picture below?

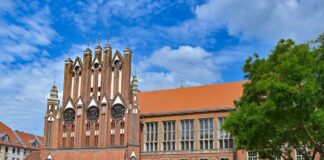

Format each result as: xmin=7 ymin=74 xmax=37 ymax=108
xmin=223 ymin=34 xmax=324 ymax=160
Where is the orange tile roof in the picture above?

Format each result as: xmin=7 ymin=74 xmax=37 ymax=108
xmin=138 ymin=81 xmax=245 ymax=116
xmin=0 ymin=121 xmax=23 ymax=147
xmin=15 ymin=131 xmax=43 ymax=150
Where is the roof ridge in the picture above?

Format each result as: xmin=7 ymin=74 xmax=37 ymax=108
xmin=140 ymin=80 xmax=246 ymax=93
xmin=13 ymin=130 xmax=26 ymax=147
xmin=35 ymin=135 xmax=43 ymax=145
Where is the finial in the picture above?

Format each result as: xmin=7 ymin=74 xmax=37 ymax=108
xmin=104 ymin=40 xmax=111 ymax=50
xmin=180 ymin=79 xmax=185 ymax=88
xmin=134 ymin=65 xmax=137 ymax=75
xmin=96 ymin=32 xmax=101 ymax=45
xmin=53 ymin=80 xmax=56 ymax=86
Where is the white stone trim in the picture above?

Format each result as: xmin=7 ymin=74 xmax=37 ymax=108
xmin=110 ymin=71 xmax=114 ymax=99
xmin=101 ymin=96 xmax=107 ymax=104
xmin=91 ymin=73 xmax=94 ymax=88
xmin=118 ymin=69 xmax=122 ymax=93
xmin=130 ymin=151 xmax=136 ymax=158
xmin=98 ymin=72 xmax=101 ymax=88
xmin=88 ymin=98 xmax=97 ymax=108
xmin=65 ymin=100 xmax=74 ymax=110
xmin=71 ymin=76 xmax=74 ymax=98
xmin=112 ymin=94 xmax=125 ymax=106
xmin=78 ymin=75 xmax=81 ymax=97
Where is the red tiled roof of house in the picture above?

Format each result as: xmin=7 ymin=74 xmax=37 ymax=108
xmin=15 ymin=131 xmax=43 ymax=150
xmin=0 ymin=121 xmax=23 ymax=147
xmin=138 ymin=81 xmax=245 ymax=115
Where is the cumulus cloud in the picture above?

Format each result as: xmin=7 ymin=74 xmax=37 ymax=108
xmin=136 ymin=45 xmax=254 ymax=91
xmin=0 ymin=57 xmax=64 ymax=135
xmin=0 ymin=2 xmax=59 ymax=135
xmin=164 ymin=0 xmax=324 ymax=43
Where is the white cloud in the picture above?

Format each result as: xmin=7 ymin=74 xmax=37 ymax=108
xmin=0 ymin=57 xmax=64 ymax=135
xmin=136 ymin=45 xmax=255 ymax=91
xmin=0 ymin=2 xmax=59 ymax=135
xmin=164 ymin=0 xmax=324 ymax=43
xmin=0 ymin=6 xmax=58 ymax=62
xmin=63 ymin=0 xmax=169 ymax=31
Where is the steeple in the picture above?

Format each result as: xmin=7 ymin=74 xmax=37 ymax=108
xmin=131 ymin=75 xmax=139 ymax=93
xmin=50 ymin=81 xmax=58 ymax=100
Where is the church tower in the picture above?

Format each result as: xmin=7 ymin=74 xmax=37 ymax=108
xmin=44 ymin=81 xmax=60 ymax=148
xmin=43 ymin=42 xmax=141 ymax=159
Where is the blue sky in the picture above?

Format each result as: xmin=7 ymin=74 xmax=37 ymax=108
xmin=0 ymin=0 xmax=323 ymax=135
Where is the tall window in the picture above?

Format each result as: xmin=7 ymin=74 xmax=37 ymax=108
xmin=46 ymin=122 xmax=52 ymax=146
xmin=180 ymin=119 xmax=194 ymax=150
xmin=62 ymin=137 xmax=66 ymax=148
xmin=85 ymin=136 xmax=90 ymax=147
xmin=218 ymin=117 xmax=233 ymax=149
xmin=111 ymin=134 xmax=115 ymax=145
xmin=162 ymin=121 xmax=176 ymax=151
xmin=248 ymin=151 xmax=258 ymax=160
xmin=111 ymin=121 xmax=115 ymax=145
xmin=70 ymin=137 xmax=74 ymax=148
xmin=144 ymin=122 xmax=158 ymax=152
xmin=94 ymin=135 xmax=98 ymax=147
xmin=199 ymin=118 xmax=214 ymax=150
xmin=71 ymin=124 xmax=75 ymax=132
xmin=120 ymin=134 xmax=124 ymax=145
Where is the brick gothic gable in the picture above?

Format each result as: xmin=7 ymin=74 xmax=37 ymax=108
xmin=36 ymin=43 xmax=140 ymax=160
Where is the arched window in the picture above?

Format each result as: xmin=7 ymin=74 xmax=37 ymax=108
xmin=111 ymin=104 xmax=125 ymax=120
xmin=87 ymin=106 xmax=99 ymax=122
xmin=64 ymin=108 xmax=75 ymax=124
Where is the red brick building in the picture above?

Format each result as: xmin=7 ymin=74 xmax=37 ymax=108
xmin=28 ymin=44 xmax=320 ymax=160
xmin=0 ymin=122 xmax=43 ymax=160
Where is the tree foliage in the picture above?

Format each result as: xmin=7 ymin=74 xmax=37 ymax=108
xmin=223 ymin=34 xmax=324 ymax=160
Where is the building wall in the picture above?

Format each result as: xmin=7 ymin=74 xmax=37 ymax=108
xmin=0 ymin=145 xmax=30 ymax=160
xmin=140 ymin=111 xmax=235 ymax=160
xmin=42 ymin=45 xmax=140 ymax=160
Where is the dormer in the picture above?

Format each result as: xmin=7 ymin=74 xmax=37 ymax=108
xmin=29 ymin=139 xmax=38 ymax=148
xmin=0 ymin=133 xmax=9 ymax=142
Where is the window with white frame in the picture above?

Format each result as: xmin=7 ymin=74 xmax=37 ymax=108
xmin=218 ymin=117 xmax=233 ymax=149
xmin=144 ymin=122 xmax=158 ymax=152
xmin=296 ymin=148 xmax=306 ymax=160
xmin=162 ymin=121 xmax=176 ymax=151
xmin=248 ymin=151 xmax=258 ymax=160
xmin=180 ymin=119 xmax=194 ymax=150
xmin=199 ymin=118 xmax=214 ymax=150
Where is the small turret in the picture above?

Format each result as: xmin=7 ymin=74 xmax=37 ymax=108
xmin=131 ymin=75 xmax=140 ymax=93
xmin=95 ymin=44 xmax=102 ymax=60
xmin=124 ymin=47 xmax=132 ymax=55
xmin=50 ymin=81 xmax=58 ymax=100
xmin=84 ymin=47 xmax=92 ymax=55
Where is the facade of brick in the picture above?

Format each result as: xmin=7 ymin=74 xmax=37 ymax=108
xmin=31 ymin=44 xmax=321 ymax=160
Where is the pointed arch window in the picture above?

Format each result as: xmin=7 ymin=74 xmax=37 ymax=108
xmin=64 ymin=108 xmax=75 ymax=124
xmin=87 ymin=106 xmax=99 ymax=122
xmin=111 ymin=104 xmax=125 ymax=120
